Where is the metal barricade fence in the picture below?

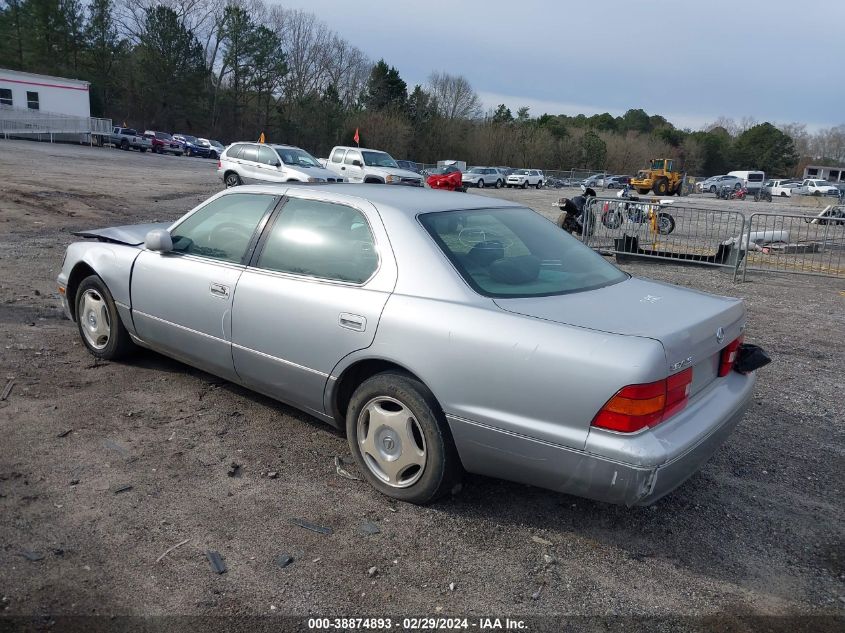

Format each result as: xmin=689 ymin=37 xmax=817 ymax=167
xmin=579 ymin=197 xmax=748 ymax=271
xmin=740 ymin=209 xmax=845 ymax=281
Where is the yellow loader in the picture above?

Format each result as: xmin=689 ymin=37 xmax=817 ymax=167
xmin=630 ymin=158 xmax=684 ymax=196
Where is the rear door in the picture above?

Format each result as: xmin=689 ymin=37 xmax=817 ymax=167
xmin=231 ymin=190 xmax=397 ymax=415
xmin=131 ymin=192 xmax=280 ymax=381
xmin=237 ymin=144 xmax=260 ymax=183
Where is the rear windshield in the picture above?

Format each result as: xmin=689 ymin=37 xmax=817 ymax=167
xmin=419 ymin=207 xmax=627 ymax=298
xmin=748 ymin=173 xmax=764 ymax=181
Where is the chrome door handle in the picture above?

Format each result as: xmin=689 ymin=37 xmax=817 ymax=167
xmin=210 ymin=283 xmax=230 ymax=298
xmin=339 ymin=313 xmax=366 ymax=332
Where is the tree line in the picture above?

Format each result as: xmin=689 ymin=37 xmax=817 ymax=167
xmin=1 ymin=0 xmax=843 ymax=176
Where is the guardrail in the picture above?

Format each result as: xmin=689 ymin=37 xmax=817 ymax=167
xmin=740 ymin=208 xmax=845 ymax=281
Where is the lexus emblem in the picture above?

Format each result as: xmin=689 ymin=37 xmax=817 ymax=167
xmin=715 ymin=327 xmax=725 ymax=344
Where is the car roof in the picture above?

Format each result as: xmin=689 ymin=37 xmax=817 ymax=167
xmin=229 ymin=183 xmax=519 ymax=216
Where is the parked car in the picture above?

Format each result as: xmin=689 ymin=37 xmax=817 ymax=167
xmin=173 ymin=134 xmax=212 ymax=158
xmin=396 ymin=160 xmax=421 ymax=173
xmin=582 ymin=174 xmax=606 ymax=188
xmin=426 ymin=165 xmax=463 ymax=191
xmin=766 ymin=179 xmax=801 ymax=197
xmin=605 ymin=175 xmax=631 ymax=189
xmin=462 ymin=167 xmax=504 ymax=189
xmin=207 ymin=139 xmax=225 ymax=160
xmin=325 ymin=146 xmax=423 ymax=186
xmin=57 ymin=185 xmax=763 ymax=505
xmin=218 ymin=142 xmax=343 ymax=187
xmin=107 ymin=127 xmax=151 ymax=152
xmin=794 ymin=179 xmax=840 ymax=196
xmin=143 ymin=131 xmax=184 ymax=156
xmin=700 ymin=175 xmax=742 ymax=194
xmin=507 ymin=169 xmax=544 ymax=189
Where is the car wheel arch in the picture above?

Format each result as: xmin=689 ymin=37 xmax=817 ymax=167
xmin=364 ymin=177 xmax=385 ymax=184
xmin=329 ymin=358 xmax=438 ymax=427
xmin=66 ymin=262 xmax=98 ymax=321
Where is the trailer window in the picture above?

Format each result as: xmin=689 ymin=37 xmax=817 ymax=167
xmin=0 ymin=89 xmax=12 ymax=106
xmin=26 ymin=91 xmax=39 ymax=110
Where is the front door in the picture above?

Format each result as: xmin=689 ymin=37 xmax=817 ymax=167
xmin=131 ymin=192 xmax=280 ymax=380
xmin=231 ymin=192 xmax=396 ymax=415
xmin=341 ymin=149 xmax=365 ymax=183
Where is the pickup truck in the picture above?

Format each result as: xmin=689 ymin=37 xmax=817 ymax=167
xmin=324 ymin=146 xmax=423 ymax=186
xmin=108 ymin=127 xmax=152 ymax=152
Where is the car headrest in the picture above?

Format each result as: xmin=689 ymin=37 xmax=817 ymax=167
xmin=488 ymin=255 xmax=541 ymax=284
xmin=467 ymin=240 xmax=505 ymax=266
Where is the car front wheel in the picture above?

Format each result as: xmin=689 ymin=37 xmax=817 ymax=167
xmin=346 ymin=371 xmax=461 ymax=504
xmin=75 ymin=275 xmax=136 ymax=360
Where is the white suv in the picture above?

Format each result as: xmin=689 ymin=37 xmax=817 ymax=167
xmin=219 ymin=143 xmax=343 ymax=187
xmin=506 ymin=169 xmax=544 ymax=189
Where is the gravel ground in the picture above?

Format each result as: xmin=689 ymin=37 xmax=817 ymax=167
xmin=0 ymin=140 xmax=843 ymax=629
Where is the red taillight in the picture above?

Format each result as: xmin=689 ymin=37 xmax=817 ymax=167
xmin=718 ymin=336 xmax=743 ymax=377
xmin=591 ymin=368 xmax=693 ymax=433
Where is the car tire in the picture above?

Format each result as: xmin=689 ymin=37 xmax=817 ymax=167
xmin=496 ymin=179 xmax=503 ymax=189
xmin=536 ymin=180 xmax=543 ymax=189
xmin=120 ymin=140 xmax=129 ymax=150
xmin=346 ymin=371 xmax=461 ymax=504
xmin=477 ymin=180 xmax=484 ymax=189
xmin=521 ymin=181 xmax=528 ymax=189
xmin=75 ymin=275 xmax=136 ymax=361
xmin=709 ymin=185 xmax=716 ymax=193
xmin=224 ymin=172 xmax=242 ymax=188
xmin=140 ymin=147 xmax=147 ymax=153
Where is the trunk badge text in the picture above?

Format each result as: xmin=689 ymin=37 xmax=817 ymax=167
xmin=671 ymin=356 xmax=694 ymax=372
xmin=716 ymin=327 xmax=725 ymax=344
xmin=640 ymin=295 xmax=662 ymax=303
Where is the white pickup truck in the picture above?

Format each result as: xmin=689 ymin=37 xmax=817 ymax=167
xmin=324 ymin=146 xmax=423 ymax=186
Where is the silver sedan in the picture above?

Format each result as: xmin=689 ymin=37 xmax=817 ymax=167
xmin=58 ymin=185 xmax=761 ymax=505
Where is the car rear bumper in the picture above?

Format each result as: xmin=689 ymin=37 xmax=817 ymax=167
xmin=447 ymin=370 xmax=755 ymax=506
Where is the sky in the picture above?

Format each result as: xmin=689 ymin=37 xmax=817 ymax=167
xmin=273 ymin=0 xmax=844 ymax=131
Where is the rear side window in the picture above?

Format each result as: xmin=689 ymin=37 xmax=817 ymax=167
xmin=239 ymin=145 xmax=258 ymax=163
xmin=331 ymin=148 xmax=345 ymax=163
xmin=420 ymin=207 xmax=626 ymax=298
xmin=257 ymin=198 xmax=378 ymax=284
xmin=170 ymin=193 xmax=277 ymax=264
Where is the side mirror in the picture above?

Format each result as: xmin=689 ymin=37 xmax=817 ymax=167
xmin=145 ymin=229 xmax=173 ymax=252
xmin=272 ymin=160 xmax=282 ymax=168
xmin=352 ymin=159 xmax=363 ymax=167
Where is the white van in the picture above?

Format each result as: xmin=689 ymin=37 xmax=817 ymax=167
xmin=728 ymin=170 xmax=766 ymax=192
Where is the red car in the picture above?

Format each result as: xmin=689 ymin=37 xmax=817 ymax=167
xmin=426 ymin=165 xmax=464 ymax=191
xmin=143 ymin=130 xmax=184 ymax=156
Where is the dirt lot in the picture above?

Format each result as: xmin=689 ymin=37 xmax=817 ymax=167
xmin=0 ymin=140 xmax=843 ymax=628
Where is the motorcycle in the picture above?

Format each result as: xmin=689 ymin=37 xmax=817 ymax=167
xmin=556 ymin=195 xmax=595 ymax=237
xmin=600 ymin=187 xmax=676 ymax=234
xmin=753 ymin=188 xmax=773 ymax=202
xmin=719 ymin=185 xmax=748 ymax=200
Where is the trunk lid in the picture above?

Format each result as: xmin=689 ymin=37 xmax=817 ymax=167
xmin=494 ymin=277 xmax=745 ymax=394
